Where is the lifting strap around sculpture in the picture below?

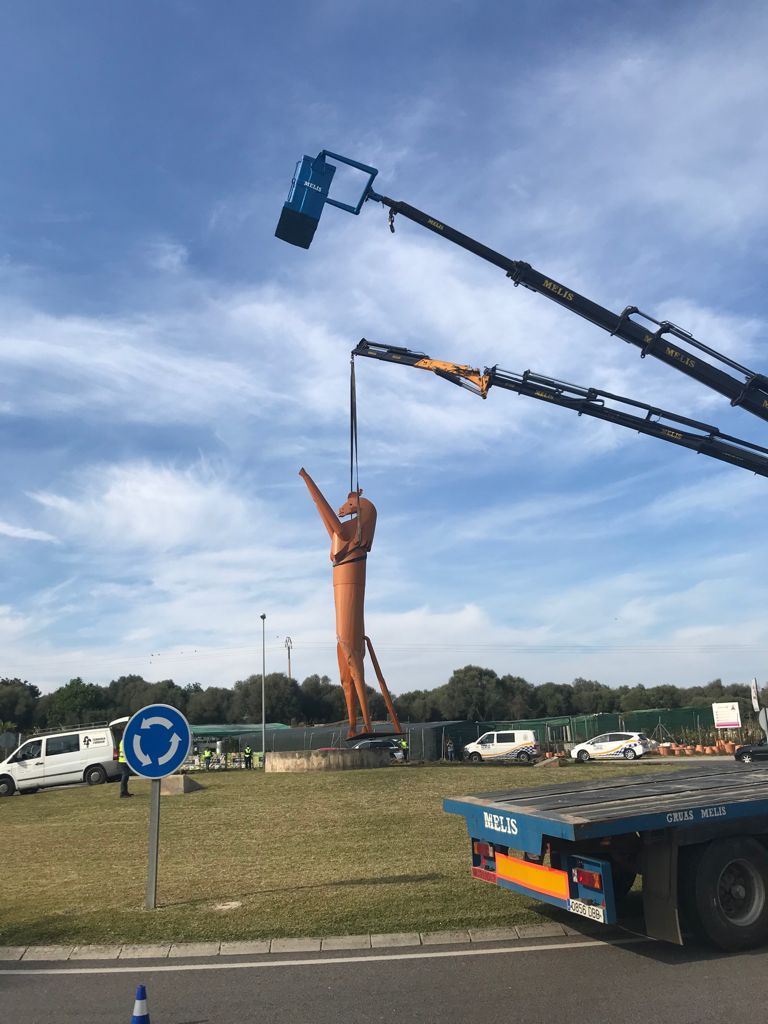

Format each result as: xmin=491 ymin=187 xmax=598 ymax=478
xmin=350 ymin=355 xmax=362 ymax=546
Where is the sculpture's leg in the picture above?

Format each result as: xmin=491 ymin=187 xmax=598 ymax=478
xmin=364 ymin=635 xmax=402 ymax=733
xmin=337 ymin=642 xmax=359 ymax=738
xmin=340 ymin=638 xmax=373 ymax=735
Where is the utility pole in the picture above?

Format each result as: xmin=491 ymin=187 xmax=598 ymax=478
xmin=260 ymin=613 xmax=266 ymax=766
xmin=285 ymin=636 xmax=293 ymax=680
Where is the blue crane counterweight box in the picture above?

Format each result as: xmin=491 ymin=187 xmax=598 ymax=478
xmin=275 ymin=155 xmax=336 ymax=249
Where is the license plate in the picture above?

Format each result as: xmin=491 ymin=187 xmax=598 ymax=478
xmin=568 ymin=899 xmax=605 ymax=923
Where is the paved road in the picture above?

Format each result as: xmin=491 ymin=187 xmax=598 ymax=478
xmin=2 ymin=932 xmax=763 ymax=1024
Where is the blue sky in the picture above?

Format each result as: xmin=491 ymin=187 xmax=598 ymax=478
xmin=1 ymin=0 xmax=767 ymax=695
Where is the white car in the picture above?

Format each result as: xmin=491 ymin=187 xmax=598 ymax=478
xmin=570 ymin=731 xmax=651 ymax=762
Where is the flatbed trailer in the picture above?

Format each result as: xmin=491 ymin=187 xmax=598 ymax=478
xmin=445 ymin=763 xmax=768 ymax=950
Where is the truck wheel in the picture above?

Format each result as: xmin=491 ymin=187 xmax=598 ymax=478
xmin=85 ymin=765 xmax=107 ymax=786
xmin=623 ymin=748 xmax=637 ymax=760
xmin=681 ymin=837 xmax=768 ymax=950
xmin=469 ymin=752 xmax=482 ymax=763
xmin=0 ymin=775 xmax=15 ymax=797
xmin=577 ymin=750 xmax=590 ymax=762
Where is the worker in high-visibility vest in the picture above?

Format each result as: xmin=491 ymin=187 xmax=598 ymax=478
xmin=118 ymin=739 xmax=132 ymax=798
xmin=243 ymin=745 xmax=253 ymax=770
xmin=203 ymin=748 xmax=213 ymax=770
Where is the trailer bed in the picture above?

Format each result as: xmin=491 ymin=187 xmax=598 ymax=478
xmin=445 ymin=763 xmax=768 ymax=945
xmin=444 ymin=763 xmax=768 ymax=852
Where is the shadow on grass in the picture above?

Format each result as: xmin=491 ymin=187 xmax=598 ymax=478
xmin=171 ymin=872 xmax=447 ymax=909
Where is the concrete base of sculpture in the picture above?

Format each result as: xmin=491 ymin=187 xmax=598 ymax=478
xmin=265 ymin=749 xmax=390 ymax=772
xmin=161 ymin=773 xmax=205 ymax=795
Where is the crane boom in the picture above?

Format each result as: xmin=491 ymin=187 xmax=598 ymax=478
xmin=276 ymin=152 xmax=768 ymax=424
xmin=352 ymin=340 xmax=768 ymax=480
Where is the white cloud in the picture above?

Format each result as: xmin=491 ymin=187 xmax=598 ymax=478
xmin=31 ymin=461 xmax=258 ymax=552
xmin=145 ymin=239 xmax=189 ymax=273
xmin=0 ymin=520 xmax=58 ymax=543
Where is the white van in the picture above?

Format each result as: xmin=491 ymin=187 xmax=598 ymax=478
xmin=463 ymin=730 xmax=539 ymax=764
xmin=0 ymin=717 xmax=129 ymax=796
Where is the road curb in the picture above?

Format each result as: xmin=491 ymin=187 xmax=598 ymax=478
xmin=0 ymin=922 xmax=577 ymax=962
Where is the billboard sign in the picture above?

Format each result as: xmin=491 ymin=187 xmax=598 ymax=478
xmin=712 ymin=701 xmax=742 ymax=729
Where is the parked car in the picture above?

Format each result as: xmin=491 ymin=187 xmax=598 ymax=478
xmin=350 ymin=738 xmax=404 ymax=761
xmin=734 ymin=741 xmax=768 ymax=764
xmin=463 ymin=730 xmax=539 ymax=764
xmin=570 ymin=731 xmax=651 ymax=762
xmin=0 ymin=717 xmax=129 ymax=796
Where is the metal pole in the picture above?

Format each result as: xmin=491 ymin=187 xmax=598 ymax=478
xmin=145 ymin=778 xmax=161 ymax=910
xmin=261 ymin=613 xmax=266 ymax=768
xmin=285 ymin=635 xmax=293 ymax=681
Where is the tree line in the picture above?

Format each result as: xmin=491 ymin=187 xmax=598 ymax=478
xmin=0 ymin=667 xmax=757 ymax=735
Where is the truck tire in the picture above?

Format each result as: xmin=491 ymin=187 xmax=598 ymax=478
xmin=681 ymin=837 xmax=768 ymax=950
xmin=577 ymin=750 xmax=590 ymax=762
xmin=469 ymin=752 xmax=482 ymax=763
xmin=85 ymin=765 xmax=107 ymax=786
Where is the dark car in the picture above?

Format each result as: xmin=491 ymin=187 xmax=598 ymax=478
xmin=350 ymin=738 xmax=404 ymax=761
xmin=734 ymin=741 xmax=768 ymax=764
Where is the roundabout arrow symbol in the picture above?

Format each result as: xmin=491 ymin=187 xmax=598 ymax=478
xmin=157 ymin=733 xmax=181 ymax=766
xmin=132 ymin=734 xmax=152 ymax=766
xmin=141 ymin=715 xmax=173 ymax=730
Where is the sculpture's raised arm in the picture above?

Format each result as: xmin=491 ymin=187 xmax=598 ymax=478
xmin=299 ymin=467 xmax=342 ymax=540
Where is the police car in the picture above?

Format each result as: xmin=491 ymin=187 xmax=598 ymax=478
xmin=570 ymin=731 xmax=652 ymax=762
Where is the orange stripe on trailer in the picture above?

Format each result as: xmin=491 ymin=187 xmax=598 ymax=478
xmin=496 ymin=852 xmax=570 ymax=901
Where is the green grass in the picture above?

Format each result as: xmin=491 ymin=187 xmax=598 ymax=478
xmin=1 ymin=761 xmax=679 ymax=945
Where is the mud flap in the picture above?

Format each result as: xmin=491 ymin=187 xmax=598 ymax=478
xmin=641 ymin=830 xmax=683 ymax=944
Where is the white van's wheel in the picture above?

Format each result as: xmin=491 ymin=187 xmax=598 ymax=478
xmin=469 ymin=752 xmax=482 ymax=762
xmin=0 ymin=775 xmax=15 ymax=797
xmin=85 ymin=765 xmax=107 ymax=786
xmin=517 ymin=751 xmax=531 ymax=764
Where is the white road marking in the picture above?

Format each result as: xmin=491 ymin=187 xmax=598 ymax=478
xmin=1 ymin=936 xmax=650 ymax=976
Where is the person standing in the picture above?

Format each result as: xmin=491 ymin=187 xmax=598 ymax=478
xmin=243 ymin=745 xmax=253 ymax=770
xmin=446 ymin=737 xmax=455 ymax=762
xmin=399 ymin=736 xmax=408 ymax=762
xmin=118 ymin=739 xmax=132 ymax=798
xmin=203 ymin=747 xmax=213 ymax=771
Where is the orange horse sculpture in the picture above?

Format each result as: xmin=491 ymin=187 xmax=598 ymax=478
xmin=300 ymin=468 xmax=402 ymax=739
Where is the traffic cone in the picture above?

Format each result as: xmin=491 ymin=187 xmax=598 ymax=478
xmin=131 ymin=984 xmax=150 ymax=1024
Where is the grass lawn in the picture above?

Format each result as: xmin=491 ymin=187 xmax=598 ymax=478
xmin=1 ymin=761 xmax=680 ymax=946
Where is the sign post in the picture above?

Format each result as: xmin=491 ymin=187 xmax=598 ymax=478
xmin=751 ymin=678 xmax=761 ymax=714
xmin=122 ymin=704 xmax=192 ymax=910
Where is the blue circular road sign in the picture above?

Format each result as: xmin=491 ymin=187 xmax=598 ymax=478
xmin=123 ymin=704 xmax=192 ymax=779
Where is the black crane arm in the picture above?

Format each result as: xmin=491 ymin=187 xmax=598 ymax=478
xmin=352 ymin=339 xmax=768 ymax=480
xmin=366 ymin=191 xmax=768 ymax=424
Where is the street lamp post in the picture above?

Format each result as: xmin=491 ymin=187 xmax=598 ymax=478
xmin=285 ymin=635 xmax=292 ymax=681
xmin=260 ymin=613 xmax=266 ymax=767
